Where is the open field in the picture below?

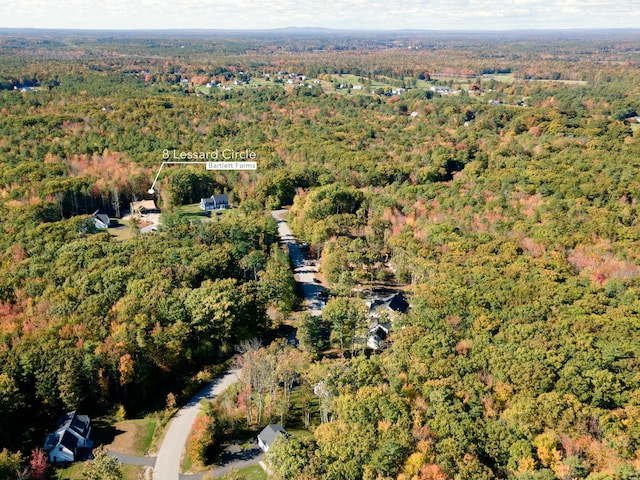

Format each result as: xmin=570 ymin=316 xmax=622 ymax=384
xmin=108 ymin=222 xmax=137 ymax=242
xmin=234 ymin=464 xmax=268 ymax=480
xmin=176 ymin=202 xmax=215 ymax=222
xmin=480 ymin=73 xmax=513 ymax=82
xmin=95 ymin=417 xmax=158 ymax=456
xmin=52 ymin=462 xmax=143 ymax=480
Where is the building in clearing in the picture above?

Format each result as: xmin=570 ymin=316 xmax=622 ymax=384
xmin=199 ymin=194 xmax=229 ymax=211
xmin=354 ymin=291 xmax=410 ymax=352
xmin=130 ymin=199 xmax=158 ymax=216
xmin=89 ymin=211 xmax=111 ymax=229
xmin=43 ymin=411 xmax=93 ymax=463
xmin=257 ymin=424 xmax=287 ymax=452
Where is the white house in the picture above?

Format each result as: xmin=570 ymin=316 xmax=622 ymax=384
xmin=257 ymin=424 xmax=287 ymax=452
xmin=199 ymin=194 xmax=229 ymax=211
xmin=44 ymin=411 xmax=93 ymax=463
xmin=354 ymin=291 xmax=409 ymax=352
xmin=89 ymin=211 xmax=111 ymax=229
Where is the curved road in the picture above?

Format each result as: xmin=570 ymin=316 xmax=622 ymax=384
xmin=152 ymin=368 xmax=241 ymax=480
xmin=151 ymin=210 xmax=321 ymax=480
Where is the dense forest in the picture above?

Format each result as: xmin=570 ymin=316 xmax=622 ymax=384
xmin=1 ymin=29 xmax=640 ymax=479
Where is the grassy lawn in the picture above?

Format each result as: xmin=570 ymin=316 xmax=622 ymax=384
xmin=287 ymin=428 xmax=315 ymax=440
xmin=331 ymin=73 xmax=367 ymax=85
xmin=235 ymin=464 xmax=268 ymax=480
xmin=107 ymin=218 xmax=137 ymax=242
xmin=481 ymin=73 xmax=513 ymax=82
xmin=108 ymin=226 xmax=136 ymax=242
xmin=51 ymin=462 xmax=85 ymax=480
xmin=182 ymin=445 xmax=197 ymax=474
xmin=116 ymin=417 xmax=158 ymax=455
xmin=52 ymin=462 xmax=142 ymax=480
xmin=93 ymin=414 xmax=159 ymax=456
xmin=177 ymin=202 xmax=211 ymax=220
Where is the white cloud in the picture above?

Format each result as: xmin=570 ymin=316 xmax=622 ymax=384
xmin=1 ymin=0 xmax=639 ymax=30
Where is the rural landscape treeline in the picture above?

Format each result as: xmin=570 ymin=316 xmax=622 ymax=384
xmin=0 ymin=29 xmax=640 ymax=479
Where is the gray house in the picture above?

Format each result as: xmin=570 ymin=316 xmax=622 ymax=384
xmin=199 ymin=194 xmax=229 ymax=211
xmin=355 ymin=291 xmax=409 ymax=352
xmin=368 ymin=292 xmax=409 ymax=320
xmin=90 ymin=211 xmax=111 ymax=229
xmin=367 ymin=323 xmax=389 ymax=351
xmin=257 ymin=424 xmax=287 ymax=452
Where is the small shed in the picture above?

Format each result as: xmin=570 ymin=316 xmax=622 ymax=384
xmin=257 ymin=424 xmax=287 ymax=452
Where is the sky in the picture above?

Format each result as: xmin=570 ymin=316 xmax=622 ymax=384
xmin=1 ymin=0 xmax=640 ymax=31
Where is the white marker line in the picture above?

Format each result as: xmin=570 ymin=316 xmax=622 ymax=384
xmin=148 ymin=161 xmax=209 ymax=194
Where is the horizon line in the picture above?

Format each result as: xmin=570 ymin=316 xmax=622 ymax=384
xmin=1 ymin=26 xmax=640 ymax=34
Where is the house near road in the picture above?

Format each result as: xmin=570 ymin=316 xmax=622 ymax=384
xmin=200 ymin=193 xmax=230 ymax=211
xmin=257 ymin=424 xmax=287 ymax=452
xmin=44 ymin=411 xmax=93 ymax=463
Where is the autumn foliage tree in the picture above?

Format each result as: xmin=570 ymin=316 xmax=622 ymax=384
xmin=189 ymin=404 xmax=226 ymax=465
xmin=29 ymin=448 xmax=47 ymax=480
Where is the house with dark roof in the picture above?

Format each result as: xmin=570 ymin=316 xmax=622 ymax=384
xmin=199 ymin=194 xmax=229 ymax=211
xmin=368 ymin=292 xmax=409 ymax=320
xmin=89 ymin=211 xmax=111 ymax=229
xmin=44 ymin=411 xmax=93 ymax=463
xmin=257 ymin=424 xmax=287 ymax=452
xmin=355 ymin=291 xmax=409 ymax=352
xmin=367 ymin=323 xmax=389 ymax=351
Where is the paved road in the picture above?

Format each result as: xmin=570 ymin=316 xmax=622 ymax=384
xmin=152 ymin=368 xmax=241 ymax=480
xmin=149 ymin=211 xmax=318 ymax=480
xmin=271 ymin=209 xmax=325 ymax=316
xmin=179 ymin=445 xmax=263 ymax=480
xmin=109 ymin=450 xmax=156 ymax=466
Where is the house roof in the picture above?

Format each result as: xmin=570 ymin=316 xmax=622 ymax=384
xmin=44 ymin=433 xmax=58 ymax=451
xmin=369 ymin=323 xmax=389 ymax=340
xmin=90 ymin=211 xmax=110 ymax=229
xmin=258 ymin=424 xmax=287 ymax=449
xmin=55 ymin=411 xmax=90 ymax=438
xmin=131 ymin=200 xmax=157 ymax=212
xmin=95 ymin=213 xmax=110 ymax=226
xmin=370 ymin=292 xmax=409 ymax=314
xmin=69 ymin=414 xmax=91 ymax=437
xmin=201 ymin=194 xmax=229 ymax=204
xmin=387 ymin=293 xmax=409 ymax=313
xmin=45 ymin=411 xmax=91 ymax=453
xmin=60 ymin=430 xmax=79 ymax=452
